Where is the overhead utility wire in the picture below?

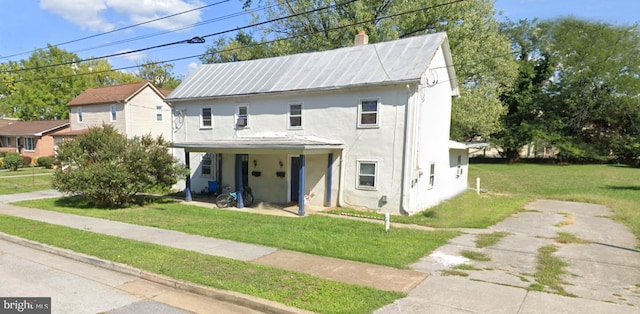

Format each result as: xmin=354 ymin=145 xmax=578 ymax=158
xmin=70 ymin=3 xmax=279 ymax=56
xmin=1 ymin=0 xmax=231 ymax=60
xmin=3 ymin=0 xmax=359 ymax=74
xmin=4 ymin=0 xmax=467 ymax=84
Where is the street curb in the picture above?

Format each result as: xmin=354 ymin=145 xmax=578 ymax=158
xmin=0 ymin=232 xmax=313 ymax=314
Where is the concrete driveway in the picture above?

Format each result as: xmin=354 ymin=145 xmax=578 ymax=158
xmin=378 ymin=200 xmax=640 ymax=313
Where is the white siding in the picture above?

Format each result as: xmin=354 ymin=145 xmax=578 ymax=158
xmin=126 ymin=87 xmax=172 ymax=139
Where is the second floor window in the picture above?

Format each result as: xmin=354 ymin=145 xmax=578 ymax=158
xmin=358 ymin=99 xmax=379 ymax=128
xmin=156 ymin=105 xmax=163 ymax=121
xmin=201 ymin=107 xmax=212 ymax=128
xmin=110 ymin=105 xmax=117 ymax=121
xmin=77 ymin=106 xmax=83 ymax=122
xmin=289 ymin=104 xmax=302 ymax=128
xmin=236 ymin=105 xmax=248 ymax=127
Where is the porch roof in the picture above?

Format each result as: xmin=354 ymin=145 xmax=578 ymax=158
xmin=173 ymin=136 xmax=344 ymax=154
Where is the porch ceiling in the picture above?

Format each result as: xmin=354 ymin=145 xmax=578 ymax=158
xmin=173 ymin=136 xmax=344 ymax=155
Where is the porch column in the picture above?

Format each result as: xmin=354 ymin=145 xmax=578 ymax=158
xmin=325 ymin=153 xmax=333 ymax=207
xmin=216 ymin=153 xmax=222 ymax=194
xmin=298 ymin=154 xmax=306 ymax=216
xmin=235 ymin=154 xmax=244 ymax=208
xmin=184 ymin=151 xmax=192 ymax=201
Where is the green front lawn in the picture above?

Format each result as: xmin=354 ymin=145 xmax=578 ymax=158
xmin=0 ymin=215 xmax=403 ymax=314
xmin=0 ymin=167 xmax=53 ymax=194
xmin=13 ymin=196 xmax=459 ymax=268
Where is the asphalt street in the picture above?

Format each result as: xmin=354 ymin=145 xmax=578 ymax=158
xmin=0 ymin=238 xmax=263 ymax=314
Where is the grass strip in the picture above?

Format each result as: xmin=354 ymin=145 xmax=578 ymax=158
xmin=460 ymin=250 xmax=491 ymax=262
xmin=476 ymin=231 xmax=512 ymax=248
xmin=14 ymin=197 xmax=459 ymax=268
xmin=0 ymin=215 xmax=403 ymax=314
xmin=531 ymin=245 xmax=572 ymax=296
xmin=554 ymin=232 xmax=590 ymax=244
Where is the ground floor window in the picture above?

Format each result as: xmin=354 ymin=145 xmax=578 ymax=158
xmin=356 ymin=160 xmax=378 ymax=190
xmin=24 ymin=137 xmax=35 ymax=151
xmin=201 ymin=153 xmax=213 ymax=176
xmin=428 ymin=163 xmax=436 ymax=188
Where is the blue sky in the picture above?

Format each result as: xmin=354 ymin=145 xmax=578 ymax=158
xmin=1 ymin=0 xmax=639 ymax=79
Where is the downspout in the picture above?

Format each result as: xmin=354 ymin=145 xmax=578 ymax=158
xmin=400 ymin=84 xmax=414 ymax=215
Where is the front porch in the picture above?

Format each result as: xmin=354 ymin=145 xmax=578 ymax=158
xmin=173 ymin=136 xmax=344 ymax=216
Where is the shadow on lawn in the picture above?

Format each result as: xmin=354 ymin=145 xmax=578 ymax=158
xmin=54 ymin=194 xmax=174 ymax=209
xmin=604 ymin=185 xmax=640 ymax=191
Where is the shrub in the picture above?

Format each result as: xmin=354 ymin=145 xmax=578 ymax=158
xmin=36 ymin=156 xmax=55 ymax=169
xmin=3 ymin=153 xmax=23 ymax=171
xmin=21 ymin=156 xmax=32 ymax=167
xmin=0 ymin=151 xmax=6 ymax=158
xmin=53 ymin=124 xmax=187 ymax=207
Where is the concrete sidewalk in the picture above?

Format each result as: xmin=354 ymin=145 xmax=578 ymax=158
xmin=1 ymin=191 xmax=639 ymax=313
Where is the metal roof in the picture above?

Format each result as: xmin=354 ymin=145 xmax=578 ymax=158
xmin=173 ymin=136 xmax=344 ymax=154
xmin=168 ymin=32 xmax=456 ymax=101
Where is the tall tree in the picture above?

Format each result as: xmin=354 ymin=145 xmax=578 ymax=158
xmin=540 ymin=18 xmax=640 ymax=163
xmin=201 ymin=0 xmax=517 ymax=140
xmin=135 ymin=59 xmax=182 ymax=89
xmin=0 ymin=45 xmax=137 ymax=120
xmin=494 ymin=19 xmax=554 ymax=162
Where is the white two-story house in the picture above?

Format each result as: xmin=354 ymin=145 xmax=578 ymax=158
xmin=58 ymin=81 xmax=173 ymax=142
xmin=167 ymin=32 xmax=476 ymax=215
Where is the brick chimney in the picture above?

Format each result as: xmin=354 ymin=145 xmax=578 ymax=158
xmin=354 ymin=30 xmax=369 ymax=46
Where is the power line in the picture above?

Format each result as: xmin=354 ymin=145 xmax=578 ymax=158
xmin=2 ymin=0 xmax=469 ymax=84
xmin=2 ymin=0 xmax=360 ymax=74
xmin=1 ymin=0 xmax=231 ymax=60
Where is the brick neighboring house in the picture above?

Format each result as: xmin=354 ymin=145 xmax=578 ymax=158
xmin=0 ymin=120 xmax=70 ymax=161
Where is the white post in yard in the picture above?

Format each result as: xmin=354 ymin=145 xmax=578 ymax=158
xmin=384 ymin=213 xmax=390 ymax=232
xmin=476 ymin=177 xmax=481 ymax=195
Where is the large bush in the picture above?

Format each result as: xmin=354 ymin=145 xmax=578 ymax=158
xmin=53 ymin=125 xmax=187 ymax=207
xmin=3 ymin=152 xmax=23 ymax=171
xmin=36 ymin=156 xmax=55 ymax=169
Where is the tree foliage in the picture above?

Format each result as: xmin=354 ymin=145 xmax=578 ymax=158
xmin=135 ymin=59 xmax=182 ymax=89
xmin=0 ymin=45 xmax=138 ymax=120
xmin=498 ymin=18 xmax=640 ymax=163
xmin=53 ymin=125 xmax=187 ymax=207
xmin=201 ymin=0 xmax=517 ymax=140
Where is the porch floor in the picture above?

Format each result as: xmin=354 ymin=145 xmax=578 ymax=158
xmin=183 ymin=195 xmax=329 ymax=217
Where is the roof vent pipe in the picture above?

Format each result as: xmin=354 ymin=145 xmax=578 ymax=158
xmin=354 ymin=30 xmax=369 ymax=46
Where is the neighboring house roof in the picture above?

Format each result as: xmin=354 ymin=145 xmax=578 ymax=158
xmin=67 ymin=81 xmax=171 ymax=107
xmin=0 ymin=118 xmax=18 ymax=128
xmin=51 ymin=128 xmax=90 ymax=137
xmin=0 ymin=120 xmax=70 ymax=136
xmin=167 ymin=32 xmax=458 ymax=101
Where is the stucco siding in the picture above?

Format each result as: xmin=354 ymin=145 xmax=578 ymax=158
xmin=172 ymin=84 xmax=408 ymax=211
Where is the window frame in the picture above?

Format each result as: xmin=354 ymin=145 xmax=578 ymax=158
xmin=235 ymin=104 xmax=249 ymax=128
xmin=155 ymin=105 xmax=163 ymax=122
xmin=77 ymin=106 xmax=83 ymax=122
xmin=357 ymin=98 xmax=380 ymax=128
xmin=201 ymin=153 xmax=213 ymax=177
xmin=24 ymin=137 xmax=35 ymax=151
xmin=200 ymin=107 xmax=212 ymax=129
xmin=428 ymin=163 xmax=436 ymax=189
xmin=6 ymin=137 xmax=11 ymax=147
xmin=288 ymin=103 xmax=303 ymax=129
xmin=356 ymin=160 xmax=378 ymax=190
xmin=110 ymin=104 xmax=117 ymax=122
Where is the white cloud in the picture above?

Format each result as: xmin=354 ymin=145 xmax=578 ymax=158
xmin=113 ymin=49 xmax=148 ymax=63
xmin=40 ymin=0 xmax=203 ymax=32
xmin=187 ymin=62 xmax=199 ymax=75
xmin=40 ymin=0 xmax=115 ymax=32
